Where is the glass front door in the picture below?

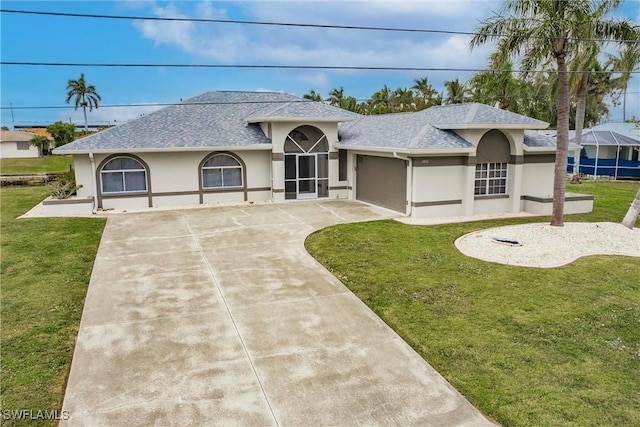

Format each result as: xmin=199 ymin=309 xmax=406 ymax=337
xmin=285 ymin=154 xmax=317 ymax=199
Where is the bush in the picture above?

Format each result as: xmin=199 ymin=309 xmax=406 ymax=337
xmin=48 ymin=168 xmax=82 ymax=199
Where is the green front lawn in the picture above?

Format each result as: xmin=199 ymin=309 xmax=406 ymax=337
xmin=0 ymin=187 xmax=105 ymax=425
xmin=307 ymin=180 xmax=640 ymax=427
xmin=0 ymin=156 xmax=73 ymax=175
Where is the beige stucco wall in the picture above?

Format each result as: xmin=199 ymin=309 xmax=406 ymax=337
xmin=473 ymin=197 xmax=511 ymax=215
xmin=521 ymin=162 xmax=555 ymax=197
xmin=73 ymin=150 xmax=272 ymax=210
xmin=0 ymin=141 xmax=40 ymax=158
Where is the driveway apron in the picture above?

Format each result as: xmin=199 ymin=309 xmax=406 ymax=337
xmin=61 ymin=200 xmax=493 ymax=426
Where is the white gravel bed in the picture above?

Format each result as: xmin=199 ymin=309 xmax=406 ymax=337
xmin=455 ymin=222 xmax=640 ymax=268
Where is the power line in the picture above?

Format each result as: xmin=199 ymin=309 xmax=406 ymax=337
xmin=4 ymin=92 xmax=638 ymax=111
xmin=2 ymin=61 xmax=635 ymax=74
xmin=1 ymin=8 xmax=638 ymax=44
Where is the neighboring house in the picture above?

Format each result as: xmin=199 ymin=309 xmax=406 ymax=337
xmin=0 ymin=130 xmax=42 ymax=159
xmin=568 ymin=123 xmax=640 ymax=179
xmin=54 ymin=91 xmax=592 ymax=217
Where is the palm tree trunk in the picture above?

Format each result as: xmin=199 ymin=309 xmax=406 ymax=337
xmin=552 ymin=55 xmax=570 ymax=227
xmin=83 ymin=105 xmax=88 ymax=131
xmin=622 ymin=187 xmax=640 ymax=229
xmin=572 ymin=72 xmax=589 ymax=183
xmin=622 ymin=87 xmax=627 ymax=122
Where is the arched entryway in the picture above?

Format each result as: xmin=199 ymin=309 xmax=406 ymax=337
xmin=284 ymin=125 xmax=329 ymax=200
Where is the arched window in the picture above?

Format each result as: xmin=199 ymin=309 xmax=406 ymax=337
xmin=100 ymin=156 xmax=147 ymax=193
xmin=474 ymin=130 xmax=511 ymax=196
xmin=201 ymin=153 xmax=243 ymax=189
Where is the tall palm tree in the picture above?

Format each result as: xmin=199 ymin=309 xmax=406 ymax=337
xmin=622 ymin=187 xmax=640 ymax=229
xmin=470 ymin=0 xmax=635 ymax=227
xmin=444 ymin=78 xmax=468 ymax=104
xmin=607 ymin=43 xmax=640 ymax=122
xmin=66 ymin=73 xmax=101 ymax=131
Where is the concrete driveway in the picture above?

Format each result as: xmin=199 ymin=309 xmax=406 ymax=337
xmin=62 ymin=200 xmax=492 ymax=426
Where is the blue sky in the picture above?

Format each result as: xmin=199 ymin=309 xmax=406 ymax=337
xmin=1 ymin=0 xmax=638 ymax=128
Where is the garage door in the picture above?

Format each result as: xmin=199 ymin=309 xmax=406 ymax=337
xmin=356 ymin=155 xmax=407 ymax=213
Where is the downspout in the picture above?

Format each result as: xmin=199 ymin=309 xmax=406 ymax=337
xmin=393 ymin=151 xmax=412 ymax=217
xmin=89 ymin=152 xmax=98 ymax=214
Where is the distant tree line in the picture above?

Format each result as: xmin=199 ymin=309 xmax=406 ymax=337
xmin=304 ymin=46 xmax=637 ymax=130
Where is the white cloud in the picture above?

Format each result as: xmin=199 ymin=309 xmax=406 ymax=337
xmin=131 ymin=0 xmax=498 ymax=83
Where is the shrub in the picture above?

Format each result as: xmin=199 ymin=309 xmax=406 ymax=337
xmin=48 ymin=168 xmax=82 ymax=199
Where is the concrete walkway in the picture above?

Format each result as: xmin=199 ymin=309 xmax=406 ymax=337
xmin=62 ymin=200 xmax=493 ymax=426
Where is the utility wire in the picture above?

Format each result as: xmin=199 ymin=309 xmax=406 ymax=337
xmin=1 ymin=8 xmax=638 ymax=44
xmin=4 ymin=93 xmax=638 ymax=111
xmin=1 ymin=61 xmax=635 ymax=74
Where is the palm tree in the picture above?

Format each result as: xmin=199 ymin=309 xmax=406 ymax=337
xmin=412 ymin=77 xmax=440 ymax=110
xmin=444 ymin=78 xmax=468 ymax=104
xmin=370 ymin=85 xmax=393 ymax=114
xmin=607 ymin=44 xmax=640 ymax=122
xmin=622 ymin=187 xmax=640 ymax=229
xmin=470 ymin=0 xmax=635 ymax=227
xmin=303 ymin=90 xmax=323 ymax=102
xmin=328 ymin=87 xmax=345 ymax=107
xmin=392 ymin=87 xmax=414 ymax=112
xmin=66 ymin=73 xmax=101 ymax=131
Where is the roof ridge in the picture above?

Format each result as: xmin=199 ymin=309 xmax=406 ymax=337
xmin=464 ymin=103 xmax=480 ymax=123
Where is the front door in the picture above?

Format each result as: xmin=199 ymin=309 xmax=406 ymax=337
xmin=285 ymin=154 xmax=317 ymax=199
xmin=297 ymin=154 xmax=317 ymax=199
xmin=284 ymin=125 xmax=329 ymax=200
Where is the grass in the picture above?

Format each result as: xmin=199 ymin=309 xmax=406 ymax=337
xmin=306 ymin=180 xmax=640 ymax=427
xmin=0 ymin=156 xmax=73 ymax=175
xmin=0 ymin=186 xmax=105 ymax=425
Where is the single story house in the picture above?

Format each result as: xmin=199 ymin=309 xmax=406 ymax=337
xmin=568 ymin=123 xmax=640 ymax=179
xmin=0 ymin=130 xmax=42 ymax=159
xmin=54 ymin=91 xmax=593 ymax=217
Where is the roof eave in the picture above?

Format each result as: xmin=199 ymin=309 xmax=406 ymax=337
xmin=334 ymin=144 xmax=474 ymax=155
xmin=53 ymin=144 xmax=273 ymax=155
xmin=434 ymin=123 xmax=549 ymax=130
xmin=523 ymin=146 xmax=557 ymax=153
xmin=246 ymin=116 xmax=357 ymax=124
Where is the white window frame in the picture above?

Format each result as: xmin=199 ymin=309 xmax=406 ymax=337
xmin=100 ymin=157 xmax=147 ymax=194
xmin=201 ymin=154 xmax=243 ymax=189
xmin=475 ymin=162 xmax=508 ymax=196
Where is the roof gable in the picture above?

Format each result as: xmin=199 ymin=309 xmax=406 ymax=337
xmin=422 ymin=103 xmax=549 ymax=130
xmin=245 ymin=101 xmax=358 ymax=123
xmin=338 ymin=112 xmax=474 ymax=152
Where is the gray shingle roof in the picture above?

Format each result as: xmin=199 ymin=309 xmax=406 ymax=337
xmin=423 ymin=103 xmax=548 ymax=129
xmin=245 ymin=100 xmax=358 ymax=122
xmin=338 ymin=112 xmax=474 ymax=151
xmin=523 ymin=131 xmax=557 ymax=148
xmin=54 ymin=92 xmax=551 ymax=154
xmin=55 ymin=91 xmax=319 ymax=153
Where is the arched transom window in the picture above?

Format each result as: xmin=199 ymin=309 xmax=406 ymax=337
xmin=101 ymin=156 xmax=147 ymax=193
xmin=202 ymin=153 xmax=243 ymax=188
